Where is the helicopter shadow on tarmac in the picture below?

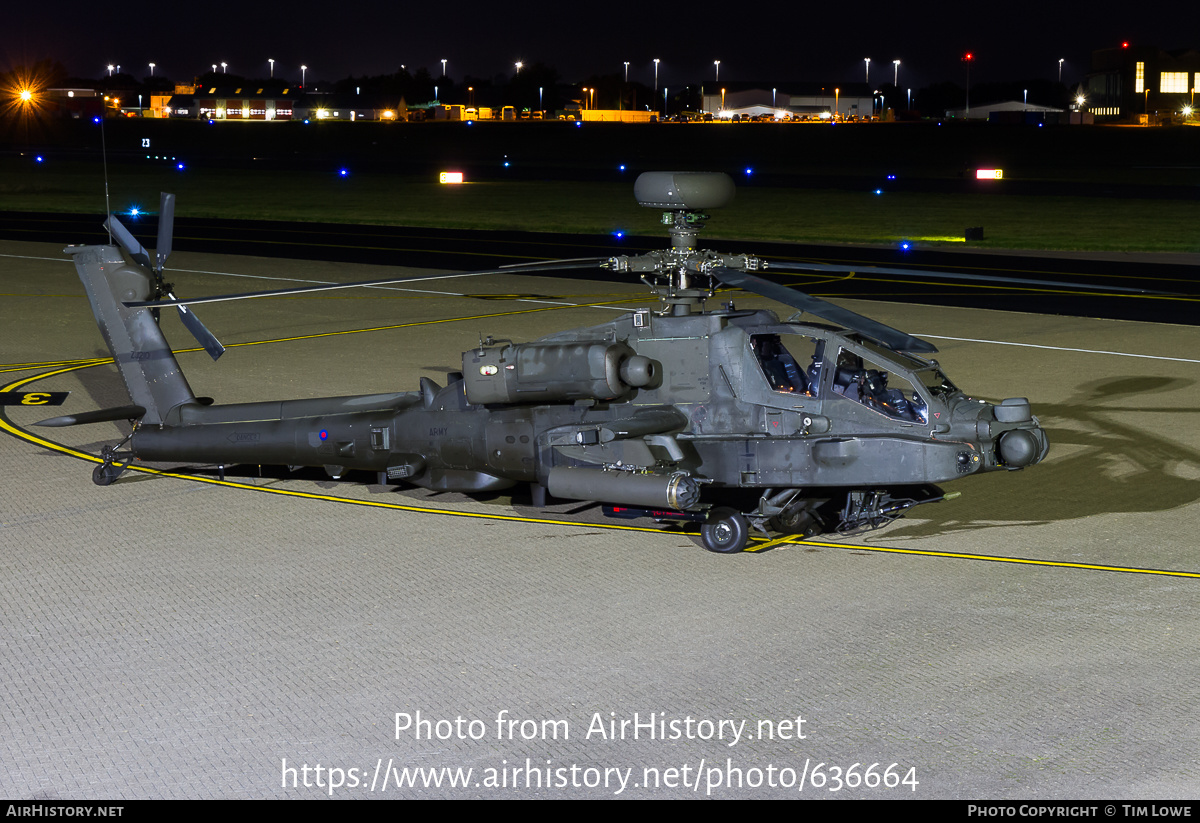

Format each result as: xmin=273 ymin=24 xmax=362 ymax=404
xmin=879 ymin=374 xmax=1200 ymax=540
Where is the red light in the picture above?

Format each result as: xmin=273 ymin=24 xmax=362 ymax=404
xmin=1121 ymin=41 xmax=1129 ymax=48
xmin=965 ymin=53 xmax=973 ymax=61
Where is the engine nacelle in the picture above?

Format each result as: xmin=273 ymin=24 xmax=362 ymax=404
xmin=463 ymin=342 xmax=658 ymax=406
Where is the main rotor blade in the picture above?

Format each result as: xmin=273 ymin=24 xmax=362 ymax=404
xmin=712 ymin=266 xmax=937 ymax=353
xmin=103 ymin=215 xmax=152 ymax=270
xmin=767 ymin=260 xmax=1178 ymax=296
xmin=500 ymin=257 xmax=609 ymax=270
xmin=156 ymin=192 xmax=175 ymax=272
xmin=124 ymin=260 xmax=607 ymax=309
xmin=171 ymin=294 xmax=225 ymax=360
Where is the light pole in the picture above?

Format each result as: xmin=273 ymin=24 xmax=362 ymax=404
xmin=514 ymin=61 xmax=523 ymax=74
xmin=834 ymin=87 xmax=839 ymax=120
xmin=623 ymin=62 xmax=630 ymax=83
xmin=539 ymin=86 xmax=543 ymax=111
xmin=663 ymin=87 xmax=668 ymax=116
xmin=148 ymin=62 xmax=155 ymax=77
xmin=1058 ymin=58 xmax=1064 ymax=82
xmin=653 ymin=58 xmax=660 ymax=92
xmin=441 ymin=59 xmax=447 ymax=78
xmin=1024 ymin=89 xmax=1028 ymax=111
xmin=107 ymin=64 xmax=114 ymax=76
xmin=864 ymin=57 xmax=870 ymax=83
xmin=212 ymin=64 xmax=217 ymax=75
xmin=301 ymin=65 xmax=307 ymax=86
xmin=963 ymin=53 xmax=973 ymax=116
xmin=269 ymin=58 xmax=274 ymax=78
xmin=714 ymin=60 xmax=720 ymax=82
xmin=221 ymin=62 xmax=227 ymax=74
xmin=893 ymin=59 xmax=900 ymax=86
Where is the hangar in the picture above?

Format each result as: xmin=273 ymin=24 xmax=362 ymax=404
xmin=1086 ymin=44 xmax=1200 ymax=121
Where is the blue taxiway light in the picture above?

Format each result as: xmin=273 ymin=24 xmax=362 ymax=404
xmin=339 ymin=169 xmax=349 ymax=177
xmin=176 ymin=163 xmax=185 ymax=170
xmin=744 ymin=167 xmax=753 ymax=176
xmin=874 ymin=189 xmax=883 ymax=195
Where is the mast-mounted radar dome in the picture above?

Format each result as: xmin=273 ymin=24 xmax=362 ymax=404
xmin=634 ymin=172 xmax=735 ymax=210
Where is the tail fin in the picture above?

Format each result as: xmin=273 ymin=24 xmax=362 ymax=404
xmin=66 ymin=244 xmax=197 ymax=426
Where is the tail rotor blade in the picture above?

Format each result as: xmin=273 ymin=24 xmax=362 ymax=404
xmin=103 ymin=215 xmax=152 ymax=270
xmin=156 ymin=192 xmax=175 ymax=272
xmin=173 ymin=296 xmax=225 ymax=361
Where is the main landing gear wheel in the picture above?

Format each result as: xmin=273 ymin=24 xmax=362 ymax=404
xmin=770 ymin=504 xmax=822 ymax=537
xmin=701 ymin=507 xmax=750 ymax=553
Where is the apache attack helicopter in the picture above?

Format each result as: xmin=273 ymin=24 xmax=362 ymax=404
xmin=41 ymin=172 xmax=1052 ymax=553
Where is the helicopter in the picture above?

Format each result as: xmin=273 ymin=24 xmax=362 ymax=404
xmin=41 ymin=172 xmax=1054 ymax=553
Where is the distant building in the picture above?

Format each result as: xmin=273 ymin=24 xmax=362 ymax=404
xmin=945 ymin=100 xmax=1065 ymax=120
xmin=190 ymin=85 xmax=299 ymax=120
xmin=1086 ymin=45 xmax=1200 ymax=121
xmin=39 ymin=88 xmax=103 ymax=119
xmin=701 ymin=86 xmax=876 ymax=120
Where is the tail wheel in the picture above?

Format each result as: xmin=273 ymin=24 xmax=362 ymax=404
xmin=92 ymin=463 xmax=123 ymax=486
xmin=701 ymin=507 xmax=750 ymax=553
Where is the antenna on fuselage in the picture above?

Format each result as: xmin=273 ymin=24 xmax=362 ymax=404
xmin=100 ymin=115 xmax=112 ymax=245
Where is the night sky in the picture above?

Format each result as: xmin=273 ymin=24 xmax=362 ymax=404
xmin=3 ymin=0 xmax=1190 ymax=89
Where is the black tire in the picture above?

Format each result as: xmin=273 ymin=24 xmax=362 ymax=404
xmin=92 ymin=464 xmax=120 ymax=486
xmin=771 ymin=505 xmax=820 ymax=537
xmin=701 ymin=508 xmax=750 ymax=553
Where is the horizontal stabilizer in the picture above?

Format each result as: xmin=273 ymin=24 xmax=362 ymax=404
xmin=34 ymin=405 xmax=146 ymax=428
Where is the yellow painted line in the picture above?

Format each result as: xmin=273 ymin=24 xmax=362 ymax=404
xmin=765 ymin=537 xmax=1200 ymax=579
xmin=744 ymin=534 xmax=797 ymax=552
xmin=0 ymin=357 xmax=109 ymax=373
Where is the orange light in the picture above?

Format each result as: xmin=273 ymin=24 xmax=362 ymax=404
xmin=439 ymin=172 xmax=464 ymax=184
